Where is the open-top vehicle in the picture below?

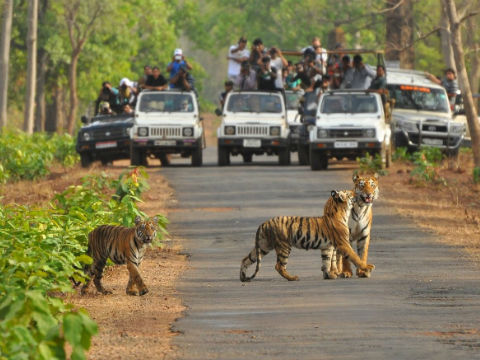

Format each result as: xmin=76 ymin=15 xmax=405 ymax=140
xmin=216 ymin=90 xmax=290 ymax=166
xmin=131 ymin=90 xmax=204 ymax=166
xmin=76 ymin=113 xmax=134 ymax=167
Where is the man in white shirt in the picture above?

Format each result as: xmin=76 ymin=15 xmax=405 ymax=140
xmin=227 ymin=37 xmax=250 ymax=81
xmin=269 ymin=47 xmax=288 ymax=89
xmin=302 ymin=37 xmax=328 ymax=75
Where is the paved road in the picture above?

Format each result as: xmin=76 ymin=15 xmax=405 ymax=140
xmin=162 ymin=148 xmax=480 ymax=360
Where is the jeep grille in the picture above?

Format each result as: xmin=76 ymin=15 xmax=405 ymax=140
xmin=150 ymin=127 xmax=182 ymax=137
xmin=92 ymin=128 xmax=125 ymax=140
xmin=329 ymin=129 xmax=364 ymax=138
xmin=237 ymin=125 xmax=269 ymax=136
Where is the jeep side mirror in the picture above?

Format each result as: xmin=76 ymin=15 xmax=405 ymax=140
xmin=214 ymin=108 xmax=222 ymax=116
xmin=199 ymin=116 xmax=204 ymax=121
xmin=81 ymin=115 xmax=89 ymax=124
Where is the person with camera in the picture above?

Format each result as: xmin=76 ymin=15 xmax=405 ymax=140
xmin=234 ymin=61 xmax=257 ymax=91
xmin=269 ymin=47 xmax=288 ymax=89
xmin=95 ymin=81 xmax=120 ymax=115
xmin=227 ymin=37 xmax=250 ymax=81
xmin=144 ymin=66 xmax=168 ymax=91
xmin=170 ymin=64 xmax=197 ymax=95
xmin=302 ymin=37 xmax=328 ymax=75
xmin=341 ymin=54 xmax=375 ymax=89
xmin=249 ymin=38 xmax=266 ymax=72
xmin=167 ymin=48 xmax=193 ymax=88
xmin=256 ymin=56 xmax=278 ymax=91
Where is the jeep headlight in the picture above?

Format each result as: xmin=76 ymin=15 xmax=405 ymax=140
xmin=450 ymin=123 xmax=465 ymax=134
xmin=270 ymin=126 xmax=281 ymax=136
xmin=317 ymin=128 xmax=328 ymax=138
xmin=398 ymin=121 xmax=418 ymax=132
xmin=82 ymin=132 xmax=91 ymax=141
xmin=182 ymin=127 xmax=194 ymax=137
xmin=364 ymin=128 xmax=375 ymax=138
xmin=224 ymin=126 xmax=236 ymax=135
xmin=137 ymin=127 xmax=148 ymax=136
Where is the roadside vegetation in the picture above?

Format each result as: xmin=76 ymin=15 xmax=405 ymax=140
xmin=0 ymin=130 xmax=78 ymax=183
xmin=0 ymin=167 xmax=167 ymax=359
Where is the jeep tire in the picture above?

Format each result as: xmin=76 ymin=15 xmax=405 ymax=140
xmin=310 ymin=150 xmax=328 ymax=171
xmin=191 ymin=145 xmax=203 ymax=167
xmin=278 ymin=148 xmax=291 ymax=166
xmin=218 ymin=145 xmax=230 ymax=166
xmin=80 ymin=153 xmax=92 ymax=168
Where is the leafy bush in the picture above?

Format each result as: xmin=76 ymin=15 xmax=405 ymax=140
xmin=392 ymin=147 xmax=412 ymax=162
xmin=356 ymin=153 xmax=387 ymax=176
xmin=410 ymin=147 xmax=445 ymax=185
xmin=0 ymin=130 xmax=79 ymax=184
xmin=0 ymin=168 xmax=167 ymax=359
xmin=474 ymin=167 xmax=480 ymax=184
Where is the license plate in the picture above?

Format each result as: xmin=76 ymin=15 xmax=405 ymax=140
xmin=154 ymin=140 xmax=176 ymax=146
xmin=243 ymin=139 xmax=261 ymax=148
xmin=95 ymin=141 xmax=117 ymax=149
xmin=334 ymin=141 xmax=358 ymax=149
xmin=422 ymin=138 xmax=443 ymax=145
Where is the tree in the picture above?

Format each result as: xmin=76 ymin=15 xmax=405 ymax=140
xmin=385 ymin=0 xmax=415 ymax=68
xmin=0 ymin=0 xmax=13 ymax=129
xmin=442 ymin=0 xmax=480 ymax=168
xmin=23 ymin=0 xmax=38 ymax=134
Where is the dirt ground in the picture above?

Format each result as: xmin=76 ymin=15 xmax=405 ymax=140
xmin=1 ymin=115 xmax=479 ymax=359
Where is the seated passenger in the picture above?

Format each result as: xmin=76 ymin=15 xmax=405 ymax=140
xmin=170 ymin=65 xmax=196 ymax=94
xmin=119 ymin=78 xmax=138 ymax=107
xmin=167 ymin=48 xmax=193 ymax=88
xmin=257 ymin=56 xmax=278 ymax=91
xmin=95 ymin=81 xmax=120 ymax=114
xmin=219 ymin=80 xmax=234 ymax=109
xmin=122 ymin=104 xmax=134 ymax=114
xmin=179 ymin=99 xmax=192 ymax=112
xmin=99 ymin=101 xmax=113 ymax=115
xmin=341 ymin=55 xmax=375 ymax=89
xmin=326 ymin=99 xmax=344 ymax=113
xmin=234 ymin=61 xmax=257 ymax=90
xmin=144 ymin=67 xmax=168 ymax=91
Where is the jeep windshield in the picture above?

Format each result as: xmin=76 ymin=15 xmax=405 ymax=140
xmin=387 ymin=85 xmax=449 ymax=113
xmin=320 ymin=94 xmax=379 ymax=114
xmin=138 ymin=93 xmax=194 ymax=113
xmin=226 ymin=94 xmax=283 ymax=113
xmin=285 ymin=91 xmax=302 ymax=110
xmin=92 ymin=113 xmax=132 ymax=123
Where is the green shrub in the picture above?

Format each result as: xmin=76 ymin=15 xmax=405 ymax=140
xmin=356 ymin=152 xmax=387 ymax=176
xmin=392 ymin=147 xmax=412 ymax=162
xmin=0 ymin=169 xmax=167 ymax=359
xmin=473 ymin=167 xmax=480 ymax=184
xmin=410 ymin=147 xmax=445 ymax=184
xmin=0 ymin=130 xmax=79 ymax=184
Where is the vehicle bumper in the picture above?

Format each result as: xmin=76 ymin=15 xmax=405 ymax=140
xmin=309 ymin=140 xmax=383 ymax=157
xmin=131 ymin=138 xmax=202 ymax=153
xmin=395 ymin=130 xmax=464 ymax=150
xmin=218 ymin=137 xmax=289 ymax=150
xmin=76 ymin=138 xmax=131 ymax=158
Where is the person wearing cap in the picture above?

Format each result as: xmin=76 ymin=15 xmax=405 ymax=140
xmin=256 ymin=56 xmax=278 ymax=91
xmin=341 ymin=54 xmax=375 ymax=90
xmin=118 ymin=77 xmax=138 ymax=107
xmin=234 ymin=61 xmax=257 ymax=91
xmin=144 ymin=66 xmax=168 ymax=91
xmin=249 ymin=38 xmax=266 ymax=72
xmin=95 ymin=81 xmax=120 ymax=115
xmin=219 ymin=80 xmax=234 ymax=109
xmin=227 ymin=37 xmax=250 ymax=81
xmin=167 ymin=48 xmax=193 ymax=87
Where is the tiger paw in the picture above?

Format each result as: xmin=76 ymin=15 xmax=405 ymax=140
xmin=323 ymin=271 xmax=337 ymax=280
xmin=100 ymin=289 xmax=112 ymax=295
xmin=139 ymin=288 xmax=149 ymax=296
xmin=356 ymin=269 xmax=371 ymax=278
xmin=339 ymin=271 xmax=353 ymax=278
xmin=364 ymin=264 xmax=375 ymax=271
xmin=287 ymin=275 xmax=299 ymax=281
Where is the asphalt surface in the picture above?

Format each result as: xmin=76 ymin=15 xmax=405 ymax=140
xmin=162 ymin=147 xmax=480 ymax=360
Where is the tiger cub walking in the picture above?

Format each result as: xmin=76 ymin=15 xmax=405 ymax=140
xmin=81 ymin=216 xmax=158 ymax=296
xmin=240 ymin=190 xmax=375 ymax=282
xmin=337 ymin=174 xmax=379 ymax=278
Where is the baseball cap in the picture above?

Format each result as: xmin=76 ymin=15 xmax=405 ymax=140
xmin=174 ymin=48 xmax=183 ymax=60
xmin=119 ymin=77 xmax=133 ymax=87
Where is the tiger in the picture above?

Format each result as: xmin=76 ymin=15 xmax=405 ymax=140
xmin=336 ymin=173 xmax=379 ymax=278
xmin=240 ymin=190 xmax=375 ymax=282
xmin=81 ymin=216 xmax=158 ymax=296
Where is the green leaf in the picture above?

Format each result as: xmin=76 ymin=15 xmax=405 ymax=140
xmin=63 ymin=313 xmax=83 ymax=347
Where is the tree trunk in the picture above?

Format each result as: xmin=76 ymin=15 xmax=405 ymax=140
xmin=439 ymin=3 xmax=457 ymax=72
xmin=385 ymin=0 xmax=414 ymax=69
xmin=35 ymin=49 xmax=47 ymax=132
xmin=67 ymin=52 xmax=79 ymax=134
xmin=23 ymin=0 xmax=39 ymax=134
xmin=0 ymin=0 xmax=13 ymax=129
xmin=465 ymin=15 xmax=480 ymax=99
xmin=443 ymin=0 xmax=480 ymax=168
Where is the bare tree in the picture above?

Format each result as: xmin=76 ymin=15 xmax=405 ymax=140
xmin=465 ymin=7 xmax=480 ymax=99
xmin=64 ymin=1 xmax=103 ymax=135
xmin=23 ymin=0 xmax=39 ymax=134
xmin=0 ymin=0 xmax=13 ymax=129
xmin=442 ymin=0 xmax=480 ymax=167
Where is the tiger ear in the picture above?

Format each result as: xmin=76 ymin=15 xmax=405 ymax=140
xmin=152 ymin=216 xmax=158 ymax=225
xmin=331 ymin=190 xmax=338 ymax=199
xmin=135 ymin=216 xmax=142 ymax=225
xmin=352 ymin=172 xmax=359 ymax=182
xmin=373 ymin=172 xmax=379 ymax=180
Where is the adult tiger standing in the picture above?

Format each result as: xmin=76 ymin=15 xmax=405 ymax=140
xmin=240 ymin=190 xmax=375 ymax=282
xmin=337 ymin=173 xmax=379 ymax=278
xmin=81 ymin=216 xmax=158 ymax=296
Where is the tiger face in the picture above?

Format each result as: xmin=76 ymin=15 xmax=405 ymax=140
xmin=331 ymin=189 xmax=355 ymax=209
xmin=353 ymin=174 xmax=379 ymax=205
xmin=134 ymin=216 xmax=158 ymax=244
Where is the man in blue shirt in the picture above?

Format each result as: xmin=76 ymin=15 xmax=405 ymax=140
xmin=167 ymin=48 xmax=193 ymax=88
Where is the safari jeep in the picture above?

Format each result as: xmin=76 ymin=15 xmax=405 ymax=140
xmin=216 ymin=90 xmax=290 ymax=165
xmin=386 ymin=68 xmax=465 ymax=155
xmin=309 ymin=90 xmax=391 ymax=170
xmin=131 ymin=90 xmax=204 ymax=166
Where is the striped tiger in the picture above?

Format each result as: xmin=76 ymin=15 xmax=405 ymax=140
xmin=240 ymin=190 xmax=375 ymax=282
xmin=81 ymin=216 xmax=158 ymax=296
xmin=337 ymin=173 xmax=379 ymax=278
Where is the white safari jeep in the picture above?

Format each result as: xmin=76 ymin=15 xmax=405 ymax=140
xmin=309 ymin=90 xmax=391 ymax=170
xmin=386 ymin=68 xmax=465 ymax=155
xmin=217 ymin=91 xmax=290 ymax=165
xmin=131 ymin=90 xmax=204 ymax=166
